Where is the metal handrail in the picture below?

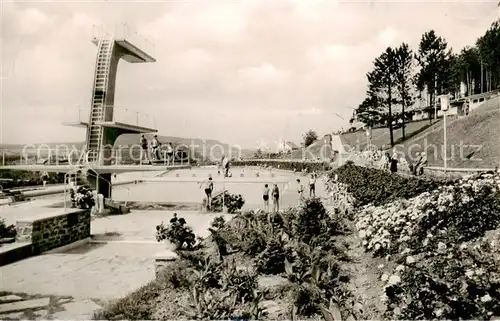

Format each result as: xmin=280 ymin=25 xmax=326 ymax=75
xmin=61 ymin=105 xmax=157 ymax=129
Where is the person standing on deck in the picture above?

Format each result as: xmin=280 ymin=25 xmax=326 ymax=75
xmin=263 ymin=184 xmax=270 ymax=212
xmin=309 ymin=173 xmax=316 ymax=197
xmin=140 ymin=135 xmax=151 ymax=164
xmin=272 ymin=183 xmax=280 ymax=213
xmin=166 ymin=142 xmax=174 ymax=165
xmin=297 ymin=179 xmax=304 ymax=206
xmin=200 ymin=176 xmax=214 ymax=211
xmin=151 ymin=135 xmax=160 ymax=161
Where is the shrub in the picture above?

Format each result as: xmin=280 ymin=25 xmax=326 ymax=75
xmin=330 ymin=163 xmax=448 ymax=207
xmin=70 ymin=186 xmax=95 ymax=209
xmin=156 ymin=214 xmax=197 ymax=250
xmin=221 ymin=261 xmax=259 ymax=303
xmin=211 ymin=192 xmax=245 ymax=213
xmin=231 ymin=160 xmax=331 ymax=173
xmin=0 ymin=218 xmax=16 ymax=239
xmin=254 ymin=232 xmax=293 ymax=275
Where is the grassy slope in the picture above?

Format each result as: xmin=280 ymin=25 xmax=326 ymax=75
xmin=286 ymin=120 xmax=434 ymax=160
xmin=398 ymin=96 xmax=500 ymax=169
xmin=339 ymin=120 xmax=434 ymax=151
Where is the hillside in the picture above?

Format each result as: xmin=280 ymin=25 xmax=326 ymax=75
xmin=340 ymin=119 xmax=435 ymax=151
xmin=0 ymin=134 xmax=254 ymax=162
xmin=398 ymin=96 xmax=500 ymax=169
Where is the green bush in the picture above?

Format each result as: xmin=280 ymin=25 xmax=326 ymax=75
xmin=232 ymin=160 xmax=331 ymax=173
xmin=211 ymin=192 xmax=245 ymax=213
xmin=0 ymin=218 xmax=16 ymax=239
xmin=330 ymin=163 xmax=449 ymax=207
xmin=156 ymin=215 xmax=197 ymax=250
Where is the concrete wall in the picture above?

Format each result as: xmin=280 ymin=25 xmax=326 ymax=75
xmin=15 ymin=209 xmax=90 ymax=254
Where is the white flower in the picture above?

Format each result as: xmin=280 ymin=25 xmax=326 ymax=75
xmin=396 ymin=265 xmax=405 ymax=272
xmin=377 ymin=264 xmax=385 ymax=269
xmin=402 ymin=248 xmax=411 ymax=255
xmin=437 ymin=242 xmax=447 ymax=251
xmin=475 ymin=268 xmax=485 ymax=276
xmin=459 ymin=243 xmax=468 ymax=250
xmin=406 ymin=256 xmax=415 ymax=264
xmin=465 ymin=269 xmax=474 ymax=278
xmin=381 ymin=273 xmax=389 ymax=282
xmin=480 ymin=294 xmax=492 ymax=302
xmin=388 ymin=274 xmax=401 ymax=285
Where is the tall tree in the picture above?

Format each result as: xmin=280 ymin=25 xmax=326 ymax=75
xmin=415 ymin=30 xmax=452 ymax=122
xmin=476 ymin=21 xmax=500 ymax=91
xmin=303 ymin=130 xmax=318 ymax=147
xmin=368 ymin=47 xmax=398 ymax=147
xmin=393 ymin=43 xmax=414 ymax=141
xmin=354 ymin=94 xmax=384 ymax=128
xmin=454 ymin=47 xmax=481 ymax=96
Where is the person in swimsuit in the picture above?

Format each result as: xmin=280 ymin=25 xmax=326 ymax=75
xmin=263 ymin=184 xmax=270 ymax=212
xmin=297 ymin=179 xmax=304 ymax=205
xmin=309 ymin=173 xmax=316 ymax=197
xmin=200 ymin=176 xmax=214 ymax=210
xmin=140 ymin=135 xmax=150 ymax=164
xmin=272 ymin=183 xmax=280 ymax=213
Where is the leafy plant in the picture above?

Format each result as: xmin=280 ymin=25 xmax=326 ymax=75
xmin=70 ymin=186 xmax=95 ymax=209
xmin=182 ymin=286 xmax=238 ymax=320
xmin=0 ymin=218 xmax=16 ymax=239
xmin=211 ymin=192 xmax=245 ymax=213
xmin=254 ymin=232 xmax=292 ymax=275
xmin=221 ymin=260 xmax=259 ymax=304
xmin=156 ymin=215 xmax=197 ymax=250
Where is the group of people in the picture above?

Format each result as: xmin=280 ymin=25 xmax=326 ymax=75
xmin=140 ymin=135 xmax=174 ymax=164
xmin=199 ymin=171 xmax=319 ymax=213
xmin=381 ymin=150 xmax=427 ymax=176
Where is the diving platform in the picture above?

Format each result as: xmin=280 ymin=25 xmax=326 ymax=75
xmin=62 ymin=106 xmax=157 ymax=133
xmin=95 ymin=120 xmax=157 ymax=134
xmin=91 ymin=23 xmax=156 ymax=63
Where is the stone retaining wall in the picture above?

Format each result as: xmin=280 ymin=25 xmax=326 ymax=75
xmin=15 ymin=209 xmax=90 ymax=254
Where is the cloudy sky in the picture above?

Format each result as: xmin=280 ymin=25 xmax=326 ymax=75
xmin=1 ymin=0 xmax=498 ymax=149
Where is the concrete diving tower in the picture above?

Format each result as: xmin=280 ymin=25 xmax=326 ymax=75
xmin=63 ymin=23 xmax=158 ymax=198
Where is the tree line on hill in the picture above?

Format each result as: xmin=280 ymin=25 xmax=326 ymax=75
xmin=351 ymin=21 xmax=500 ymax=147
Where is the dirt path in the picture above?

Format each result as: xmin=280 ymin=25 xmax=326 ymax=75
xmin=343 ymin=231 xmax=387 ymax=320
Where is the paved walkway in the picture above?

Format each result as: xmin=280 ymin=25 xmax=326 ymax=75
xmin=0 ymin=209 xmax=236 ymax=320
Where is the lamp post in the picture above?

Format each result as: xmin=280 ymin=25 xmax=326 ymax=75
xmin=438 ymin=94 xmax=450 ymax=173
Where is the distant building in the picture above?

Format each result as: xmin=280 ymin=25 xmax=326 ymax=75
xmin=278 ymin=141 xmax=300 ymax=153
xmin=410 ymin=89 xmax=499 ymax=121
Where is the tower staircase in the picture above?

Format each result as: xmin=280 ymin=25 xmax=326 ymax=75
xmin=86 ymin=35 xmax=114 ymax=164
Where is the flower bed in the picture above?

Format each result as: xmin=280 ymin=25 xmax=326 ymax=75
xmin=94 ymin=199 xmax=358 ymax=321
xmin=354 ymin=171 xmax=500 ymax=319
xmin=331 ymin=163 xmax=449 ymax=207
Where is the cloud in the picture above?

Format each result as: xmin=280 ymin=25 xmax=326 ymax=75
xmin=1 ymin=1 xmax=498 ymax=148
